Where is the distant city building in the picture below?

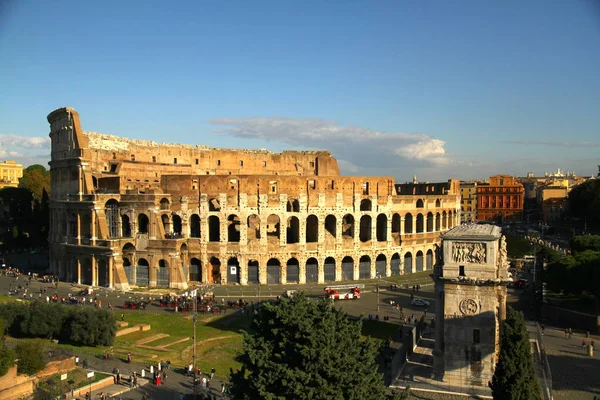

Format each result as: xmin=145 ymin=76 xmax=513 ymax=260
xmin=476 ymin=175 xmax=524 ymax=222
xmin=460 ymin=181 xmax=478 ymax=223
xmin=0 ymin=160 xmax=23 ymax=189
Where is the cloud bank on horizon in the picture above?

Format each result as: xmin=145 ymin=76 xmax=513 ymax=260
xmin=210 ymin=117 xmax=451 ymax=172
xmin=0 ymin=134 xmax=51 ymax=166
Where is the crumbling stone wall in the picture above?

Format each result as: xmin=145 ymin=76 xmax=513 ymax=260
xmin=47 ymin=107 xmax=461 ymax=289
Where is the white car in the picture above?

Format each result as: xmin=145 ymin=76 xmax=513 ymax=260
xmin=411 ymin=298 xmax=430 ymax=307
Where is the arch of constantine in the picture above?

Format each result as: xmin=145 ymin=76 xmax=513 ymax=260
xmin=47 ymin=107 xmax=461 ymax=291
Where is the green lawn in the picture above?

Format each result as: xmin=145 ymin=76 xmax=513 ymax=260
xmin=505 ymin=234 xmax=534 ymax=258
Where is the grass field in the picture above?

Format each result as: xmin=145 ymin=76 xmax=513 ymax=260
xmin=36 ymin=369 xmax=110 ymax=397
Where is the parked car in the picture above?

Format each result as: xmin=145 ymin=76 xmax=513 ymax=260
xmin=508 ymin=279 xmax=527 ymax=289
xmin=411 ymin=298 xmax=430 ymax=307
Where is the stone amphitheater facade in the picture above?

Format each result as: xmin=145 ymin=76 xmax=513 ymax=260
xmin=47 ymin=107 xmax=461 ymax=291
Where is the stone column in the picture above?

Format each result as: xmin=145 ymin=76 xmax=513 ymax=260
xmin=91 ymin=256 xmax=97 ymax=287
xmin=91 ymin=209 xmax=96 ymax=245
xmin=400 ymin=216 xmax=405 ymax=235
xmin=239 ymin=254 xmax=248 ymax=285
xmin=317 ymin=258 xmax=324 ymax=284
xmin=108 ymin=256 xmax=114 ymax=289
xmin=299 ymin=259 xmax=306 ymax=284
xmin=76 ymin=214 xmax=81 ymax=245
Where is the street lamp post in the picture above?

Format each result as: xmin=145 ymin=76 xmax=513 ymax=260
xmin=376 ymin=274 xmax=381 ymax=313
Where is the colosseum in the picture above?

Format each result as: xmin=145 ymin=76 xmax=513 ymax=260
xmin=47 ymin=107 xmax=461 ymax=291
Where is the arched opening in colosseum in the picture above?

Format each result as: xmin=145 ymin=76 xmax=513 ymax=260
xmin=208 ymin=216 xmax=220 ymax=242
xmin=209 ymin=257 xmax=221 ymax=284
xmin=172 ymin=214 xmax=182 ymax=235
xmin=342 ymin=214 xmax=355 ymax=240
xmin=105 ymin=199 xmax=119 ymax=238
xmin=426 ymin=212 xmax=434 ymax=232
xmin=306 ymin=257 xmax=318 ymax=283
xmin=359 ymin=255 xmax=371 ymax=279
xmin=376 ymin=214 xmax=387 ymax=242
xmin=190 ymin=258 xmax=202 ymax=282
xmin=190 ymin=214 xmax=201 ymax=238
xmin=228 ymin=215 xmax=241 ymax=242
xmin=161 ymin=214 xmax=171 ymax=235
xmin=286 ymin=216 xmax=299 ymax=244
xmin=81 ymin=258 xmax=92 ymax=286
xmin=404 ymin=213 xmax=413 ymax=234
xmin=306 ymin=215 xmax=319 ymax=243
xmin=392 ymin=213 xmax=400 ymax=234
xmin=227 ymin=257 xmax=240 ymax=284
xmin=286 ymin=258 xmax=299 ymax=283
xmin=121 ymin=214 xmax=131 ymax=237
xmin=92 ymin=176 xmax=98 ymax=190
xmin=416 ymin=214 xmax=424 ymax=233
xmin=247 ymin=260 xmax=259 ymax=284
xmin=160 ymin=198 xmax=170 ymax=210
xmin=435 ymin=199 xmax=441 ymax=207
xmin=157 ymin=259 xmax=169 ymax=286
xmin=341 ymin=256 xmax=354 ymax=280
xmin=267 ymin=214 xmax=280 ymax=241
xmin=448 ymin=211 xmax=454 ymax=228
xmin=426 ymin=249 xmax=434 ymax=270
xmin=209 ymin=198 xmax=221 ymax=212
xmin=403 ymin=253 xmax=413 ymax=274
xmin=360 ymin=199 xmax=372 ymax=211
xmin=359 ymin=215 xmax=372 ymax=242
xmin=287 ymin=199 xmax=300 ymax=212
xmin=376 ymin=254 xmax=386 ymax=277
xmin=442 ymin=211 xmax=447 ymax=230
xmin=415 ymin=251 xmax=424 ymax=272
xmin=324 ymin=257 xmax=336 ymax=282
xmin=247 ymin=215 xmax=261 ymax=240
xmin=391 ymin=253 xmax=401 ymax=275
xmin=98 ymin=259 xmax=108 ymax=287
xmin=325 ymin=215 xmax=337 ymax=240
xmin=138 ymin=213 xmax=149 ymax=234
xmin=80 ymin=213 xmax=91 ymax=240
xmin=136 ymin=258 xmax=149 ymax=286
xmin=435 ymin=212 xmax=441 ymax=231
xmin=267 ymin=258 xmax=281 ymax=284
xmin=416 ymin=199 xmax=424 ymax=208
xmin=123 ymin=257 xmax=134 ymax=284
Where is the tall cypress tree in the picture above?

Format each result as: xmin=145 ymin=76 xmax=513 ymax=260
xmin=230 ymin=293 xmax=389 ymax=400
xmin=490 ymin=307 xmax=541 ymax=400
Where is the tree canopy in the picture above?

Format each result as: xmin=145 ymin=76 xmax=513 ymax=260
xmin=490 ymin=307 xmax=541 ymax=400
xmin=568 ymin=179 xmax=600 ymax=233
xmin=544 ymin=235 xmax=600 ymax=301
xmin=229 ymin=293 xmax=389 ymax=400
xmin=19 ymin=164 xmax=51 ymax=201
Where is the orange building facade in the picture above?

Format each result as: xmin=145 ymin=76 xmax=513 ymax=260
xmin=476 ymin=175 xmax=524 ymax=222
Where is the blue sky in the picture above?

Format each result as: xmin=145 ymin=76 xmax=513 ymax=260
xmin=1 ymin=0 xmax=599 ymax=181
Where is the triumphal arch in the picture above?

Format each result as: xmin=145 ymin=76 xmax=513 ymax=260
xmin=47 ymin=107 xmax=461 ymax=290
xmin=432 ymin=224 xmax=511 ymax=388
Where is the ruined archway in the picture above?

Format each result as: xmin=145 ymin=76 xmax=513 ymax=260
xmin=391 ymin=253 xmax=401 ymax=275
xmin=403 ymin=252 xmax=413 ymax=275
xmin=209 ymin=257 xmax=221 ymax=284
xmin=267 ymin=214 xmax=281 ymax=241
xmin=359 ymin=255 xmax=371 ymax=279
xmin=435 ymin=212 xmax=441 ymax=231
xmin=305 ymin=258 xmax=318 ymax=283
xmin=341 ymin=256 xmax=354 ymax=281
xmin=190 ymin=214 xmax=201 ymax=238
xmin=247 ymin=215 xmax=261 ymax=240
xmin=98 ymin=259 xmax=108 ymax=287
xmin=306 ymin=215 xmax=318 ymax=243
xmin=416 ymin=214 xmax=424 ymax=233
xmin=136 ymin=258 xmax=149 ymax=286
xmin=267 ymin=258 xmax=281 ymax=284
xmin=208 ymin=216 xmax=220 ymax=242
xmin=342 ymin=214 xmax=355 ymax=239
xmin=359 ymin=215 xmax=372 ymax=242
xmin=325 ymin=215 xmax=337 ymax=239
xmin=121 ymin=214 xmax=131 ymax=237
xmin=376 ymin=214 xmax=387 ymax=242
xmin=376 ymin=254 xmax=386 ymax=277
xmin=286 ymin=216 xmax=300 ymax=244
xmin=404 ymin=213 xmax=413 ymax=234
xmin=105 ymin=199 xmax=119 ymax=238
xmin=137 ymin=213 xmax=149 ymax=234
xmin=324 ymin=257 xmax=336 ymax=282
xmin=360 ymin=199 xmax=372 ymax=211
xmin=157 ymin=259 xmax=169 ymax=286
xmin=287 ymin=199 xmax=300 ymax=212
xmin=161 ymin=214 xmax=171 ymax=235
xmin=190 ymin=257 xmax=202 ymax=281
xmin=416 ymin=251 xmax=424 ymax=272
xmin=227 ymin=214 xmax=241 ymax=242
xmin=426 ymin=212 xmax=434 ymax=232
xmin=286 ymin=258 xmax=299 ymax=283
xmin=172 ymin=214 xmax=182 ymax=235
xmin=416 ymin=199 xmax=424 ymax=208
xmin=426 ymin=249 xmax=434 ymax=270
xmin=247 ymin=260 xmax=259 ymax=284
xmin=227 ymin=257 xmax=240 ymax=283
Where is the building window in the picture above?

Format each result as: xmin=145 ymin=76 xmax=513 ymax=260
xmin=362 ymin=182 xmax=369 ymax=195
xmin=459 ymin=265 xmax=465 ymax=276
xmin=195 ymin=159 xmax=199 ymax=165
xmin=217 ymin=160 xmax=221 ymax=166
xmin=239 ymin=160 xmax=243 ymax=167
xmin=174 ymin=158 xmax=177 ymax=164
xmin=263 ymin=161 xmax=267 ymax=167
xmin=310 ymin=161 xmax=315 ymax=168
xmin=112 ymin=153 xmax=116 ymax=159
xmin=152 ymin=156 xmax=156 ymax=162
xmin=131 ymin=155 xmax=135 ymax=161
xmin=309 ymin=180 xmax=316 ymax=189
xmin=473 ymin=329 xmax=480 ymax=344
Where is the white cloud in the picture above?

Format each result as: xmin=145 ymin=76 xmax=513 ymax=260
xmin=0 ymin=134 xmax=51 ymax=166
xmin=210 ymin=117 xmax=451 ymax=168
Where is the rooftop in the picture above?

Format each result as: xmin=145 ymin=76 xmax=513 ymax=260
xmin=441 ymin=224 xmax=502 ymax=240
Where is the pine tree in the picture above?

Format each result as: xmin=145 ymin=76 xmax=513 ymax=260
xmin=229 ymin=293 xmax=388 ymax=400
xmin=490 ymin=307 xmax=541 ymax=400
